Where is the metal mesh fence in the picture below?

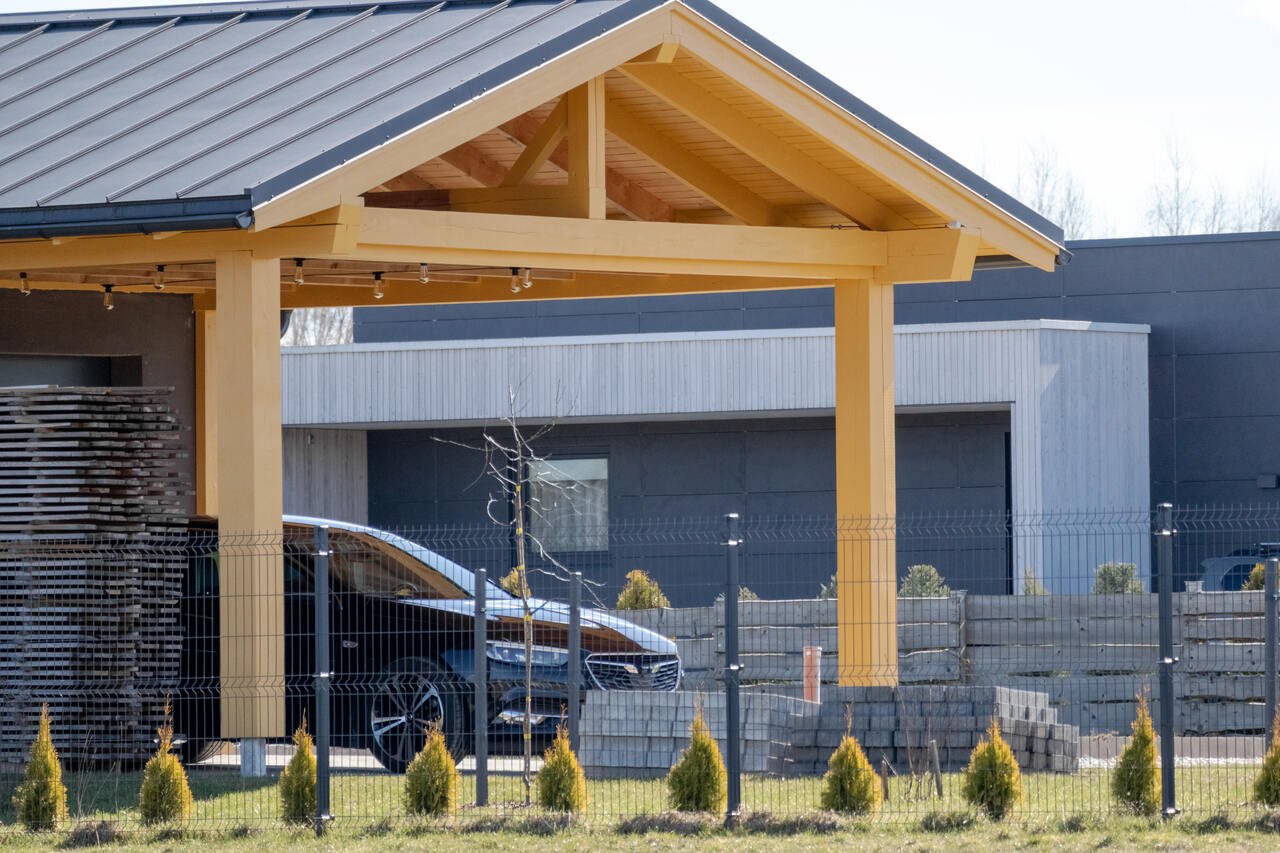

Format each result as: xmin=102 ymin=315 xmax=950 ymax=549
xmin=3 ymin=505 xmax=1280 ymax=831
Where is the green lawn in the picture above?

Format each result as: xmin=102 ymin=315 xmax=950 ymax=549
xmin=0 ymin=758 xmax=1269 ymax=835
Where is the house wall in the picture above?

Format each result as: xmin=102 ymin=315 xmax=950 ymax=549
xmin=283 ymin=428 xmax=368 ymax=524
xmin=0 ymin=289 xmax=197 ymax=514
xmin=354 ymin=231 xmax=1280 ymax=508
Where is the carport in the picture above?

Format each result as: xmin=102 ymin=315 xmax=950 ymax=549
xmin=0 ymin=0 xmax=1063 ymax=760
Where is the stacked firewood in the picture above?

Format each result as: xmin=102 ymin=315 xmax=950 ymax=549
xmin=0 ymin=387 xmax=187 ymax=766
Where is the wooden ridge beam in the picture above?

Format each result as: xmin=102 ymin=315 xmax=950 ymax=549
xmin=618 ymin=63 xmax=913 ymax=231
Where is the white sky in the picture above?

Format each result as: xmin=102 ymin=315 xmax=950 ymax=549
xmin=5 ymin=0 xmax=1279 ymax=238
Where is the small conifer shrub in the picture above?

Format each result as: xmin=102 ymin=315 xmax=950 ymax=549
xmin=1093 ymin=561 xmax=1143 ymax=594
xmin=138 ymin=704 xmax=193 ymax=825
xmin=1245 ymin=563 xmax=1266 ymax=591
xmin=900 ymin=564 xmax=950 ymax=598
xmin=279 ymin=717 xmax=317 ymax=825
xmin=819 ymin=734 xmax=881 ymax=815
xmin=12 ymin=704 xmax=68 ymax=832
xmin=961 ymin=718 xmax=1022 ymax=821
xmin=1254 ymin=713 xmax=1280 ymax=806
xmin=1112 ymin=695 xmax=1160 ymax=816
xmin=668 ymin=708 xmax=727 ymax=813
xmin=537 ymin=724 xmax=588 ymax=813
xmin=616 ymin=569 xmax=670 ymax=610
xmin=404 ymin=724 xmax=459 ymax=816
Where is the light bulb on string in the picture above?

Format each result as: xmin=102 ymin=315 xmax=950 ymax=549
xmin=509 ymin=267 xmax=521 ymax=294
xmin=372 ymin=271 xmax=385 ymax=300
xmin=102 ymin=284 xmax=115 ymax=311
xmin=418 ymin=263 xmax=430 ymax=284
xmin=521 ymin=267 xmax=532 ymax=289
xmin=19 ymin=272 xmax=29 ymax=296
xmin=153 ymin=265 xmax=165 ymax=291
xmin=293 ymin=258 xmax=305 ymax=286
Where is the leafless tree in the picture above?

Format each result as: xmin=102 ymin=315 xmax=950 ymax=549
xmin=1015 ymin=144 xmax=1096 ymax=240
xmin=436 ymin=386 xmax=603 ymax=804
xmin=280 ymin=307 xmax=353 ymax=346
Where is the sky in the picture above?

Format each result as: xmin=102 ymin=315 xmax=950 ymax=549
xmin=4 ymin=0 xmax=1279 ymax=238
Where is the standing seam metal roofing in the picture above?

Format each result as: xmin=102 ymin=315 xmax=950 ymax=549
xmin=0 ymin=0 xmax=1062 ymax=246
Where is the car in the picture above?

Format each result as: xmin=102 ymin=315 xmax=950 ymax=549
xmin=1198 ymin=543 xmax=1280 ymax=591
xmin=176 ymin=515 xmax=681 ymax=772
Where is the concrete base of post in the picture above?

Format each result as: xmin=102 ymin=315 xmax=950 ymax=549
xmin=240 ymin=738 xmax=267 ymax=777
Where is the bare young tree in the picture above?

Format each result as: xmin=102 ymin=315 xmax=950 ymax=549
xmin=1015 ymin=144 xmax=1096 ymax=240
xmin=280 ymin=307 xmax=353 ymax=346
xmin=436 ymin=387 xmax=604 ymax=804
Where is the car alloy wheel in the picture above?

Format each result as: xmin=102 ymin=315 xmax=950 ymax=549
xmin=368 ymin=656 xmax=463 ymax=772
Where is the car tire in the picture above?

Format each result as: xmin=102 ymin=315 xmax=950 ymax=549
xmin=178 ymin=738 xmax=224 ymax=765
xmin=367 ymin=656 xmax=465 ymax=773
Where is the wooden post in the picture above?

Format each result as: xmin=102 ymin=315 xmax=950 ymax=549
xmin=214 ymin=251 xmax=285 ymax=752
xmin=834 ymin=278 xmax=898 ymax=686
xmin=566 ymin=78 xmax=606 ymax=220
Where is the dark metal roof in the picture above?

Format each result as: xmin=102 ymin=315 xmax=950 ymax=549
xmin=0 ymin=0 xmax=1062 ymax=246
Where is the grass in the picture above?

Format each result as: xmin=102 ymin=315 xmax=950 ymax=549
xmin=0 ymin=765 xmax=1276 ymax=848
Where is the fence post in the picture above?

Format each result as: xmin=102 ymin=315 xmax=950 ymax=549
xmin=568 ymin=571 xmax=582 ymax=752
xmin=1266 ymin=557 xmax=1278 ymax=748
xmin=313 ymin=525 xmax=331 ymax=835
xmin=724 ymin=512 xmax=742 ymax=825
xmin=474 ymin=568 xmax=488 ymax=807
xmin=1155 ymin=503 xmax=1178 ymax=819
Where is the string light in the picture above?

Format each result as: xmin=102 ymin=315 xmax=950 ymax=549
xmin=102 ymin=284 xmax=115 ymax=311
xmin=372 ymin=271 xmax=384 ymax=300
xmin=509 ymin=267 xmax=521 ymax=294
xmin=153 ymin=264 xmax=165 ymax=291
xmin=521 ymin=267 xmax=532 ymax=289
xmin=19 ymin=272 xmax=29 ymax=296
xmin=418 ymin=262 xmax=430 ymax=284
xmin=293 ymin=258 xmax=305 ymax=286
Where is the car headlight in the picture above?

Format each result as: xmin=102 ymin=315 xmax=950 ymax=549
xmin=486 ymin=641 xmax=569 ymax=668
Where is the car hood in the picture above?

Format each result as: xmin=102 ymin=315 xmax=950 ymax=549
xmin=405 ymin=596 xmax=676 ymax=656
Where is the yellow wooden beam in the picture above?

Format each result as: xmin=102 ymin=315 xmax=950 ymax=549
xmin=566 ymin=79 xmax=607 ymax=219
xmin=625 ymin=39 xmax=680 ymax=64
xmin=438 ymin=141 xmax=508 ymax=188
xmin=352 ymin=206 xmax=884 ymax=278
xmin=0 ymin=222 xmax=346 ymax=270
xmin=214 ymin=251 xmax=284 ymax=740
xmin=883 ymin=228 xmax=982 ymax=283
xmin=263 ymin=272 xmax=827 ymax=309
xmin=669 ymin=7 xmax=1061 ymax=270
xmin=194 ymin=308 xmax=217 ymax=518
xmin=251 ymin=7 xmax=673 ymax=231
xmin=605 ymin=98 xmax=784 ymax=226
xmin=502 ymin=97 xmax=567 ymax=187
xmin=834 ymin=278 xmax=898 ymax=686
xmin=619 ymin=63 xmax=913 ymax=231
xmin=500 ymin=110 xmax=676 ymax=222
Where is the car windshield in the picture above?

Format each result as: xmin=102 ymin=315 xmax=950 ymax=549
xmin=328 ymin=528 xmax=468 ymax=599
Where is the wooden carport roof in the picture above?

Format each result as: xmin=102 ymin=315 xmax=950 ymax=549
xmin=0 ymin=0 xmax=1066 ymax=712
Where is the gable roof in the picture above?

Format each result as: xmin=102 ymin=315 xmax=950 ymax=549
xmin=0 ymin=0 xmax=1062 ymax=247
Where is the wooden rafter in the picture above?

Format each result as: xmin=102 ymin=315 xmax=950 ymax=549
xmin=499 ymin=112 xmax=676 ymax=222
xmin=502 ymin=97 xmax=567 ymax=187
xmin=619 ymin=63 xmax=914 ymax=231
xmin=438 ymin=141 xmax=508 ymax=188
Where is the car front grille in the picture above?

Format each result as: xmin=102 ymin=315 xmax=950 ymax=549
xmin=586 ymin=653 xmax=681 ymax=691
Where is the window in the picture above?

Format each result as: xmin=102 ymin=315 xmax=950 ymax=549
xmin=527 ymin=457 xmax=608 ymax=552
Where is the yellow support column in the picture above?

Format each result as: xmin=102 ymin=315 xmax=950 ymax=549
xmin=214 ymin=251 xmax=284 ymax=762
xmin=566 ymin=78 xmax=606 ymax=220
xmin=834 ymin=278 xmax=899 ymax=686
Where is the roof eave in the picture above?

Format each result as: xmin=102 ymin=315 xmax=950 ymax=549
xmin=0 ymin=196 xmax=253 ymax=241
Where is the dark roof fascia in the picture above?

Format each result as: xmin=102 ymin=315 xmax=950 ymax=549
xmin=0 ymin=196 xmax=253 ymax=240
xmin=249 ymin=0 xmax=667 ymax=206
xmin=1067 ymin=230 xmax=1280 ymax=250
xmin=680 ymin=0 xmax=1065 ymax=250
